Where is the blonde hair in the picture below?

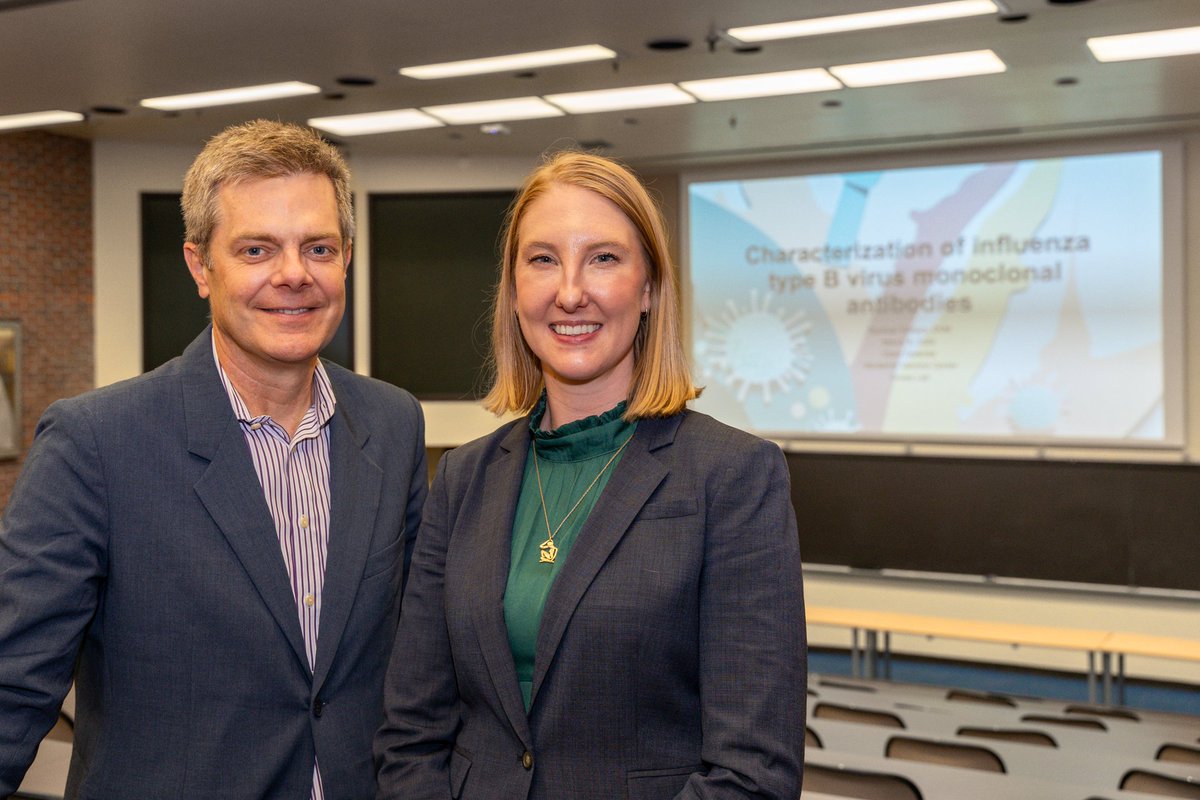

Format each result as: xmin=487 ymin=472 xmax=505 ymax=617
xmin=483 ymin=151 xmax=698 ymax=420
xmin=182 ymin=120 xmax=353 ymax=262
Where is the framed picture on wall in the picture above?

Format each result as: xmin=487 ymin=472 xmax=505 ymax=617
xmin=0 ymin=321 xmax=20 ymax=459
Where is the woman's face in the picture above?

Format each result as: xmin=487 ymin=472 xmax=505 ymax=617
xmin=514 ymin=182 xmax=651 ymax=408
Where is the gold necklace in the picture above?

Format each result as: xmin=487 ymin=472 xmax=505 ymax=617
xmin=531 ymin=434 xmax=633 ymax=564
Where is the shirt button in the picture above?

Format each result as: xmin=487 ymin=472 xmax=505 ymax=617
xmin=521 ymin=751 xmax=533 ymax=770
xmin=304 ymin=593 xmax=315 ymax=608
xmin=249 ymin=422 xmax=262 ymax=431
xmin=299 ymin=514 xmax=309 ymax=529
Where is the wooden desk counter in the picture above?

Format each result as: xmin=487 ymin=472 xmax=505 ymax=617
xmin=807 ymin=605 xmax=1200 ymax=705
xmin=807 ymin=605 xmax=1110 ymax=652
xmin=1098 ymin=631 xmax=1200 ymax=705
xmin=1101 ymin=631 xmax=1200 ymax=662
xmin=806 ymin=605 xmax=1111 ymax=700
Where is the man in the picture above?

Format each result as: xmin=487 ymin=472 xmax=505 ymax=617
xmin=0 ymin=120 xmax=427 ymax=799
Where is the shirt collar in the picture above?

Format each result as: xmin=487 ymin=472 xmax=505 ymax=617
xmin=211 ymin=334 xmax=337 ymax=429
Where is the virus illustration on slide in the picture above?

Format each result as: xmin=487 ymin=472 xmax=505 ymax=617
xmin=809 ymin=406 xmax=862 ymax=434
xmin=696 ymin=290 xmax=813 ymax=404
xmin=789 ymin=387 xmax=860 ymax=433
xmin=1004 ymin=375 xmax=1062 ymax=434
xmin=970 ymin=372 xmax=1063 ymax=435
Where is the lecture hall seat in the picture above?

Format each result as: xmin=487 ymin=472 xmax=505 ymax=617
xmin=818 ymin=677 xmax=879 ymax=693
xmin=1020 ymin=713 xmax=1107 ymax=731
xmin=803 ymin=763 xmax=924 ymax=800
xmin=1119 ymin=768 xmax=1200 ymax=798
xmin=806 ymin=726 xmax=824 ymax=750
xmin=812 ymin=702 xmax=906 ymax=729
xmin=1157 ymin=744 xmax=1200 ymax=766
xmin=945 ymin=688 xmax=1017 ymax=707
xmin=46 ymin=710 xmax=73 ymax=744
xmin=1065 ymin=704 xmax=1140 ymax=721
xmin=885 ymin=735 xmax=1007 ymax=773
xmin=956 ymin=725 xmax=1058 ymax=749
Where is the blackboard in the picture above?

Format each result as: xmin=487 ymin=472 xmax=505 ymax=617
xmin=368 ymin=191 xmax=513 ymax=399
xmin=787 ymin=451 xmax=1200 ymax=592
xmin=140 ymin=193 xmax=353 ymax=371
xmin=141 ymin=193 xmax=212 ymax=370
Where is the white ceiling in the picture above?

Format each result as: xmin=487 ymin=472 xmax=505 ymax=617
xmin=3 ymin=0 xmax=1200 ymax=167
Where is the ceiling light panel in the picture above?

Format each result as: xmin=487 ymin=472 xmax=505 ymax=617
xmin=727 ymin=0 xmax=997 ymax=43
xmin=545 ymin=84 xmax=696 ymax=114
xmin=831 ymin=49 xmax=1006 ymax=87
xmin=308 ymin=109 xmax=444 ymax=136
xmin=680 ymin=69 xmax=842 ymax=101
xmin=0 ymin=110 xmax=84 ymax=131
xmin=1088 ymin=26 xmax=1200 ymax=63
xmin=422 ymin=97 xmax=564 ymax=125
xmin=140 ymin=81 xmax=320 ymax=111
xmin=400 ymin=45 xmax=617 ymax=79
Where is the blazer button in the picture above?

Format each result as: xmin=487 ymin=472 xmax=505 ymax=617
xmin=521 ymin=751 xmax=533 ymax=770
xmin=312 ymin=698 xmax=325 ymax=718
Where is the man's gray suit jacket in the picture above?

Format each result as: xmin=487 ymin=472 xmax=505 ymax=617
xmin=0 ymin=328 xmax=427 ymax=799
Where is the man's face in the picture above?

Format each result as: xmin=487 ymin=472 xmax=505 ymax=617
xmin=184 ymin=173 xmax=349 ymax=380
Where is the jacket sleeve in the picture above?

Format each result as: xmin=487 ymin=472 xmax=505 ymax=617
xmin=375 ymin=453 xmax=459 ymax=799
xmin=680 ymin=436 xmax=806 ymax=799
xmin=0 ymin=402 xmax=109 ymax=794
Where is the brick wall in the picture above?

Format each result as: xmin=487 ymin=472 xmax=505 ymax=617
xmin=0 ymin=131 xmax=93 ymax=504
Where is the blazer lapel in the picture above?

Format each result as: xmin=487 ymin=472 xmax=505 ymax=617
xmin=529 ymin=416 xmax=677 ymax=706
xmin=182 ymin=331 xmax=310 ymax=674
xmin=468 ymin=421 xmax=534 ymax=746
xmin=312 ymin=395 xmax=383 ymax=691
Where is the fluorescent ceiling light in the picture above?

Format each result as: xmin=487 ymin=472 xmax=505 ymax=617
xmin=422 ymin=96 xmax=564 ymax=125
xmin=0 ymin=110 xmax=84 ymax=131
xmin=308 ymin=109 xmax=444 ymax=136
xmin=545 ymin=84 xmax=696 ymax=114
xmin=728 ymin=0 xmax=996 ymax=43
xmin=680 ymin=69 xmax=842 ymax=101
xmin=401 ymin=45 xmax=617 ymax=80
xmin=140 ymin=81 xmax=320 ymax=111
xmin=831 ymin=49 xmax=1005 ymax=87
xmin=1088 ymin=26 xmax=1200 ymax=62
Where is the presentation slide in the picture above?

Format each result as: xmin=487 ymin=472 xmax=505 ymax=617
xmin=688 ymin=149 xmax=1170 ymax=445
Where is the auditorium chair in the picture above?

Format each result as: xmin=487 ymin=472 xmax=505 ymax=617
xmin=945 ymin=688 xmax=1017 ymax=707
xmin=1064 ymin=703 xmax=1140 ymax=721
xmin=1157 ymin=743 xmax=1200 ymax=766
xmin=1020 ymin=713 xmax=1107 ymax=731
xmin=885 ymin=735 xmax=1006 ymax=773
xmin=813 ymin=702 xmax=906 ymax=729
xmin=818 ymin=677 xmax=879 ymax=693
xmin=803 ymin=763 xmax=923 ymax=800
xmin=956 ymin=725 xmax=1058 ymax=748
xmin=1119 ymin=768 xmax=1200 ymax=798
xmin=806 ymin=726 xmax=824 ymax=750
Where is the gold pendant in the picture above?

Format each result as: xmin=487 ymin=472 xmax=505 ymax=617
xmin=539 ymin=538 xmax=558 ymax=564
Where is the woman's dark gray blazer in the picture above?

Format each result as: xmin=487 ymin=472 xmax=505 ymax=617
xmin=376 ymin=409 xmax=806 ymax=799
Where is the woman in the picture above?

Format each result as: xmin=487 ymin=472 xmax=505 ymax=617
xmin=375 ymin=152 xmax=805 ymax=799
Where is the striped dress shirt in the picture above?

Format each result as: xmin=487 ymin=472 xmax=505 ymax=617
xmin=215 ymin=345 xmax=335 ymax=800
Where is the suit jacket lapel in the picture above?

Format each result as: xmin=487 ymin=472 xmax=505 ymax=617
xmin=468 ymin=421 xmax=534 ymax=746
xmin=182 ymin=330 xmax=310 ymax=674
xmin=312 ymin=390 xmax=382 ymax=690
xmin=530 ymin=416 xmax=677 ymax=706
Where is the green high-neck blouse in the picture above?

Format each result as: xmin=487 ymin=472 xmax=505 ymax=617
xmin=504 ymin=395 xmax=636 ymax=711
